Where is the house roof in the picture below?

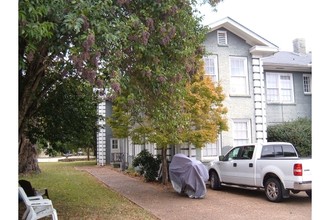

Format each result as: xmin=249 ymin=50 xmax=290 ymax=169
xmin=207 ymin=17 xmax=278 ymax=49
xmin=262 ymin=51 xmax=312 ymax=72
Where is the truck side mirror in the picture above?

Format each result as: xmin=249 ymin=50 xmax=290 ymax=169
xmin=219 ymin=155 xmax=224 ymax=161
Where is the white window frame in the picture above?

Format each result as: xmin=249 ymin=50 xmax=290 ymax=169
xmin=111 ymin=138 xmax=119 ymax=150
xmin=203 ymin=55 xmax=218 ymax=83
xmin=229 ymin=56 xmax=249 ymax=95
xmin=266 ymin=72 xmax=295 ymax=103
xmin=303 ymin=74 xmax=312 ymax=94
xmin=217 ymin=30 xmax=228 ymax=46
xmin=203 ymin=143 xmax=218 ymax=157
xmin=232 ymin=119 xmax=251 ymax=146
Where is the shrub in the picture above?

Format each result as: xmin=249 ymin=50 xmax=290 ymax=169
xmin=132 ymin=149 xmax=161 ymax=182
xmin=267 ymin=117 xmax=311 ymax=157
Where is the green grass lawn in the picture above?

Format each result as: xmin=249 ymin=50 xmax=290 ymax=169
xmin=19 ymin=161 xmax=158 ymax=220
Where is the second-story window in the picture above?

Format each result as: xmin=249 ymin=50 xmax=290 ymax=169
xmin=203 ymin=55 xmax=218 ymax=83
xmin=303 ymin=74 xmax=312 ymax=94
xmin=230 ymin=56 xmax=249 ymax=95
xmin=266 ymin=72 xmax=294 ymax=103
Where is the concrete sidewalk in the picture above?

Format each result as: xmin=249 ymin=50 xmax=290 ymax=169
xmin=79 ymin=166 xmax=217 ymax=220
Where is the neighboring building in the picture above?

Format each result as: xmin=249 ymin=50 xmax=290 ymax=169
xmin=262 ymin=38 xmax=312 ymax=125
xmin=96 ymin=17 xmax=311 ymax=167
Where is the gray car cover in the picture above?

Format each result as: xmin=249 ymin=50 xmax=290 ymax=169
xmin=169 ymin=153 xmax=209 ymax=199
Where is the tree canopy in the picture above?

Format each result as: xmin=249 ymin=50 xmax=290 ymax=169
xmin=19 ymin=0 xmax=223 ymax=174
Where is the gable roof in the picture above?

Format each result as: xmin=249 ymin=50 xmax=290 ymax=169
xmin=262 ymin=51 xmax=312 ymax=72
xmin=207 ymin=17 xmax=278 ymax=48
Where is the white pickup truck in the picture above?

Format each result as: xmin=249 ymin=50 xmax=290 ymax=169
xmin=207 ymin=142 xmax=312 ymax=202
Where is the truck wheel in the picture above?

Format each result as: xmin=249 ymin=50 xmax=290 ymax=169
xmin=306 ymin=190 xmax=312 ymax=199
xmin=265 ymin=178 xmax=283 ymax=202
xmin=209 ymin=170 xmax=221 ymax=190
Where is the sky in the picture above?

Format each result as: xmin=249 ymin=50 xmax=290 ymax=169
xmin=198 ymin=0 xmax=313 ymax=52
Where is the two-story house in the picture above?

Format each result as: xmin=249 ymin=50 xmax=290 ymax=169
xmin=96 ymin=17 xmax=310 ymax=167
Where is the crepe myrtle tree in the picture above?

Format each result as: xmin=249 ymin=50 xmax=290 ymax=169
xmin=105 ymin=0 xmax=224 ymax=184
xmin=19 ymin=0 xmax=222 ymax=174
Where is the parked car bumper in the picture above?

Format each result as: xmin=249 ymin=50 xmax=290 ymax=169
xmin=293 ymin=181 xmax=312 ymax=191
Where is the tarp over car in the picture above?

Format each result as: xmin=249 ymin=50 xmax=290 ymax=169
xmin=169 ymin=153 xmax=209 ymax=199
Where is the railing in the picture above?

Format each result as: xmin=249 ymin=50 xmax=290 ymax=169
xmin=111 ymin=153 xmax=124 ymax=162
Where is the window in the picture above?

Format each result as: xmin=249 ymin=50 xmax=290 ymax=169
xmin=239 ymin=145 xmax=255 ymax=159
xmin=230 ymin=57 xmax=248 ymax=95
xmin=217 ymin=30 xmax=227 ymax=46
xmin=203 ymin=143 xmax=217 ymax=157
xmin=261 ymin=144 xmax=297 ymax=158
xmin=303 ymin=74 xmax=312 ymax=94
xmin=203 ymin=55 xmax=218 ymax=83
xmin=266 ymin=72 xmax=294 ymax=103
xmin=111 ymin=139 xmax=119 ymax=149
xmin=261 ymin=146 xmax=274 ymax=158
xmin=282 ymin=145 xmax=297 ymax=157
xmin=224 ymin=147 xmax=240 ymax=161
xmin=233 ymin=120 xmax=250 ymax=146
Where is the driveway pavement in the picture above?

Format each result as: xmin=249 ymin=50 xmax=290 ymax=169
xmin=79 ymin=165 xmax=311 ymax=220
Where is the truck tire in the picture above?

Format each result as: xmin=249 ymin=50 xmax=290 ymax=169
xmin=209 ymin=170 xmax=221 ymax=190
xmin=265 ymin=178 xmax=283 ymax=202
xmin=306 ymin=190 xmax=312 ymax=199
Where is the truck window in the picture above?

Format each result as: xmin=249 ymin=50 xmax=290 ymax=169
xmin=274 ymin=145 xmax=283 ymax=157
xmin=240 ymin=146 xmax=254 ymax=159
xmin=224 ymin=147 xmax=240 ymax=161
xmin=262 ymin=144 xmax=297 ymax=158
xmin=282 ymin=145 xmax=297 ymax=157
xmin=261 ymin=146 xmax=275 ymax=158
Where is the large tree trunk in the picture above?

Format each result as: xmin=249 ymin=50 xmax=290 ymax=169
xmin=161 ymin=147 xmax=168 ymax=185
xmin=19 ymin=134 xmax=41 ymax=174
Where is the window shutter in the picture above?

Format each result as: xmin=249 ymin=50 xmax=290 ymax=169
xmin=217 ymin=31 xmax=227 ymax=46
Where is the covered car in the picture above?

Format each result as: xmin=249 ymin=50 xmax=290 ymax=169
xmin=169 ymin=153 xmax=209 ymax=198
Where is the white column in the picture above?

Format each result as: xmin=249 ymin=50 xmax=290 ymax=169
xmin=96 ymin=101 xmax=106 ymax=166
xmin=252 ymin=57 xmax=267 ymax=143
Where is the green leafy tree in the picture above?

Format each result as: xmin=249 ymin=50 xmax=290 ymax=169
xmin=19 ymin=0 xmax=222 ymax=174
xmin=37 ymin=78 xmax=98 ymax=155
xmin=19 ymin=0 xmax=129 ymax=173
xmin=107 ymin=0 xmax=206 ymax=183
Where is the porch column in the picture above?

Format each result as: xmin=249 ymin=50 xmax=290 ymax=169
xmin=252 ymin=56 xmax=267 ymax=143
xmin=96 ymin=101 xmax=106 ymax=166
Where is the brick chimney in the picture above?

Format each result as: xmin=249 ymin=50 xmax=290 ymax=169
xmin=293 ymin=38 xmax=306 ymax=54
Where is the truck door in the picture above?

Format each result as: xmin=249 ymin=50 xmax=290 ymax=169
xmin=219 ymin=147 xmax=240 ymax=183
xmin=219 ymin=145 xmax=255 ymax=186
xmin=234 ymin=145 xmax=255 ymax=186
